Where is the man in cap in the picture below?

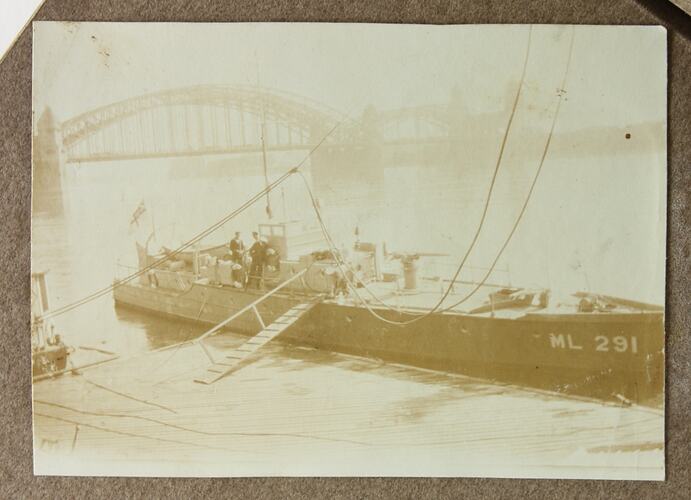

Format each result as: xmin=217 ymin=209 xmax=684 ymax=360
xmin=229 ymin=231 xmax=245 ymax=264
xmin=248 ymin=231 xmax=267 ymax=289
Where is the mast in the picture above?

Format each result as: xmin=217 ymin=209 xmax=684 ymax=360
xmin=256 ymin=56 xmax=272 ymax=220
xmin=260 ymin=103 xmax=272 ymax=219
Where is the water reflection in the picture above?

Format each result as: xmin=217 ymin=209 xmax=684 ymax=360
xmin=113 ymin=306 xmax=208 ymax=351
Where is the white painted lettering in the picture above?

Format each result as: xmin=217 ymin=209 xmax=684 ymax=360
xmin=613 ymin=336 xmax=628 ymax=352
xmin=567 ymin=334 xmax=583 ymax=350
xmin=549 ymin=333 xmax=566 ymax=349
xmin=595 ymin=336 xmax=609 ymax=352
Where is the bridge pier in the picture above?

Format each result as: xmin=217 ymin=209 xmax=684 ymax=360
xmin=32 ymin=108 xmax=64 ymax=217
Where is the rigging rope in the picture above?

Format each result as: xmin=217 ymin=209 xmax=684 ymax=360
xmin=295 ymin=25 xmax=533 ymax=324
xmin=295 ymin=25 xmax=534 ymax=322
xmin=299 ymin=25 xmax=575 ymax=326
xmin=434 ymin=26 xmax=576 ymax=313
xmin=428 ymin=25 xmax=534 ymax=313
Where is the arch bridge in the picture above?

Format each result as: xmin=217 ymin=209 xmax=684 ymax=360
xmin=59 ymin=85 xmax=455 ymax=164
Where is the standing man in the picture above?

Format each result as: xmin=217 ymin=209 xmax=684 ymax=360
xmin=229 ymin=231 xmax=245 ymax=264
xmin=248 ymin=231 xmax=267 ymax=289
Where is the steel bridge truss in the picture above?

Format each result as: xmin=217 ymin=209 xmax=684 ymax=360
xmin=60 ymin=85 xmax=452 ymax=163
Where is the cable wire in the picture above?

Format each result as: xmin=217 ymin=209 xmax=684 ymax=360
xmin=299 ymin=26 xmax=575 ymax=326
xmin=295 ymin=25 xmax=534 ymax=324
xmin=430 ymin=25 xmax=534 ymax=312
xmin=439 ymin=26 xmax=576 ymax=312
xmin=296 ymin=25 xmax=534 ymax=321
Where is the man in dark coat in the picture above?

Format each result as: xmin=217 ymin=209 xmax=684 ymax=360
xmin=229 ymin=232 xmax=245 ymax=264
xmin=248 ymin=232 xmax=267 ymax=289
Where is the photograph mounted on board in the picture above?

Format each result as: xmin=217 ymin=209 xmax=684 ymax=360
xmin=31 ymin=22 xmax=666 ymax=479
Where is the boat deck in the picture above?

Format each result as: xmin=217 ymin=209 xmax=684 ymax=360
xmin=322 ymin=279 xmax=658 ymax=318
xmin=324 ymin=280 xmax=536 ymax=320
xmin=33 ymin=331 xmax=664 ymax=478
xmin=336 ymin=280 xmax=524 ymax=316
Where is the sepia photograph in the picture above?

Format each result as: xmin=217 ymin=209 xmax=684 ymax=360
xmin=31 ymin=22 xmax=666 ymax=479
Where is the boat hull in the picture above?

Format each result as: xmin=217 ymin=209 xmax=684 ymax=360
xmin=113 ymin=282 xmax=664 ymax=406
xmin=291 ymin=303 xmax=664 ymax=406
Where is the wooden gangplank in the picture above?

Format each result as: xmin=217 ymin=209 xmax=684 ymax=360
xmin=193 ymin=298 xmax=320 ymax=384
xmin=190 ymin=269 xmax=320 ymax=384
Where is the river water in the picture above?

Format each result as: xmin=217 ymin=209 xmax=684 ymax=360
xmin=31 ymin=150 xmax=665 ymax=479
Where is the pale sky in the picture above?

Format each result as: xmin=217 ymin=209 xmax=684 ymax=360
xmin=33 ymin=23 xmax=665 ymax=131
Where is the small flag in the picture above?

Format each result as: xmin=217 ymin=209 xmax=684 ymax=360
xmin=130 ymin=200 xmax=146 ymax=228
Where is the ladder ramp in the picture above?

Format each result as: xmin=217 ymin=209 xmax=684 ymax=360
xmin=193 ymin=299 xmax=319 ymax=385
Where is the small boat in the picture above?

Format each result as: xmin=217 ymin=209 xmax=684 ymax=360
xmin=31 ymin=271 xmax=72 ymax=378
